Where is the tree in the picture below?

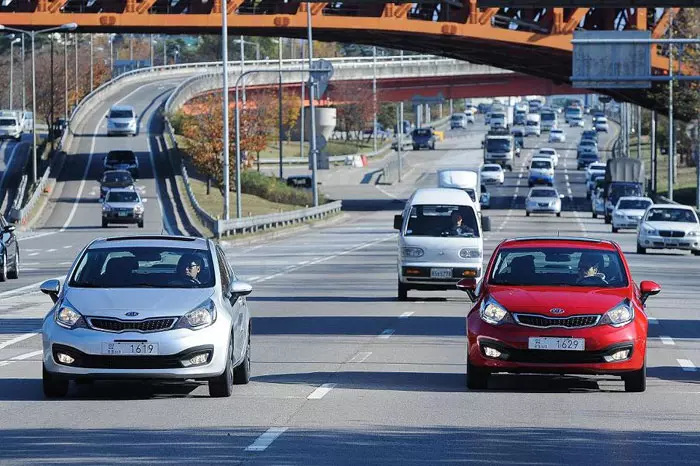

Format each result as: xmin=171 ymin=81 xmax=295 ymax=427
xmin=377 ymin=103 xmax=397 ymax=132
xmin=281 ymin=89 xmax=301 ymax=144
xmin=328 ymin=81 xmax=373 ymax=140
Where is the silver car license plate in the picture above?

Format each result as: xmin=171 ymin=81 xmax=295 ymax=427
xmin=430 ymin=268 xmax=452 ymax=279
xmin=101 ymin=342 xmax=159 ymax=355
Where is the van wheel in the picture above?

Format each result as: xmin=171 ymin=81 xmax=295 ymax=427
xmin=637 ymin=244 xmax=646 ymax=254
xmin=397 ymin=280 xmax=408 ymax=301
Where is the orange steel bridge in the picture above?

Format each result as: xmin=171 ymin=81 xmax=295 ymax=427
xmin=0 ymin=2 xmax=686 ymax=107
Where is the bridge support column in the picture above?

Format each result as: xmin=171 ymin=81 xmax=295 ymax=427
xmin=449 ymin=99 xmax=453 ymax=116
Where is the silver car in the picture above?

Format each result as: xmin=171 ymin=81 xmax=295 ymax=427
xmin=102 ymin=188 xmax=145 ymax=228
xmin=106 ymin=105 xmax=138 ymax=136
xmin=40 ymin=236 xmax=252 ymax=398
xmin=525 ymin=187 xmax=564 ymax=217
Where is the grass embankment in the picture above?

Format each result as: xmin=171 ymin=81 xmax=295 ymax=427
xmin=630 ymin=136 xmax=697 ymax=206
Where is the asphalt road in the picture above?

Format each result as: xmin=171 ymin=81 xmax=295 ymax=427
xmin=1 ymin=108 xmax=699 ymax=465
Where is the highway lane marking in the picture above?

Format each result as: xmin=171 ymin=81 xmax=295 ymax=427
xmin=0 ymin=349 xmax=43 ymax=368
xmin=648 ymin=317 xmax=659 ymax=324
xmin=247 ymin=276 xmax=260 ymax=282
xmin=307 ymin=383 xmax=336 ymax=400
xmin=46 ymin=249 xmax=57 ymax=253
xmin=399 ymin=311 xmax=414 ymax=319
xmin=347 ymin=352 xmax=372 ymax=363
xmin=18 ymin=232 xmax=58 ymax=242
xmin=245 ymin=427 xmax=289 ymax=452
xmin=678 ymin=359 xmax=696 ymax=372
xmin=376 ymin=185 xmax=399 ymax=200
xmin=0 ymin=332 xmax=39 ymax=351
xmin=660 ymin=336 xmax=675 ymax=345
xmin=378 ymin=328 xmax=395 ymax=339
xmin=28 ymin=252 xmax=39 ymax=256
xmin=63 ymin=245 xmax=72 ymax=249
xmin=0 ymin=275 xmax=63 ymax=301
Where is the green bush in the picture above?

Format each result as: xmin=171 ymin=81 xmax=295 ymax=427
xmin=240 ymin=171 xmax=327 ymax=207
xmin=167 ymin=111 xmax=188 ymax=135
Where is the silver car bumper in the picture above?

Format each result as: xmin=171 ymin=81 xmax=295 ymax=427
xmin=638 ymin=235 xmax=700 ymax=251
xmin=107 ymin=128 xmax=136 ymax=135
xmin=42 ymin=318 xmax=230 ymax=379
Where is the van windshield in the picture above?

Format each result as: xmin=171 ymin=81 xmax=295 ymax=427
xmin=405 ymin=204 xmax=480 ymax=238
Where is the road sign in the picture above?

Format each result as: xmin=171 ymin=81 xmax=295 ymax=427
xmin=571 ymin=31 xmax=651 ymax=89
xmin=310 ymin=59 xmax=334 ymax=97
xmin=599 ymin=95 xmax=613 ymax=104
xmin=411 ymin=93 xmax=446 ymax=106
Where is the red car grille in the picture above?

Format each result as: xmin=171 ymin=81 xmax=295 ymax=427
xmin=514 ymin=314 xmax=600 ymax=329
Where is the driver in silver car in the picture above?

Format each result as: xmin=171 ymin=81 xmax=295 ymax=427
xmin=176 ymin=254 xmax=203 ymax=286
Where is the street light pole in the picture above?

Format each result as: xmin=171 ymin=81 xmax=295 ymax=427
xmin=9 ymin=37 xmax=20 ymax=109
xmin=668 ymin=15 xmax=674 ymax=201
xmin=278 ymin=37 xmax=283 ymax=180
xmin=64 ymin=33 xmax=68 ymax=120
xmin=306 ymin=2 xmax=319 ymax=207
xmin=75 ymin=33 xmax=79 ymax=108
xmin=222 ymin=0 xmax=231 ymax=221
xmin=299 ymin=39 xmax=305 ymax=159
xmin=372 ymin=46 xmax=377 ymax=153
xmin=90 ymin=33 xmax=94 ymax=91
xmin=150 ymin=34 xmax=154 ymax=67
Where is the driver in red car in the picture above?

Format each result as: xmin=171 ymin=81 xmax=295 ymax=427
xmin=577 ymin=252 xmax=606 ymax=283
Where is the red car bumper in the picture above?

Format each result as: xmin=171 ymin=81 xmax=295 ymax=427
xmin=467 ymin=312 xmax=646 ymax=375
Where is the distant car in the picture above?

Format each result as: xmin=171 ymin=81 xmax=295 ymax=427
xmin=612 ymin=197 xmax=653 ymax=233
xmin=585 ymin=162 xmax=607 ymax=182
xmin=594 ymin=117 xmax=609 ymax=132
xmin=586 ymin=172 xmax=606 ymax=200
xmin=569 ymin=116 xmax=584 ymax=128
xmin=411 ymin=128 xmax=436 ymax=151
xmin=480 ymin=164 xmax=505 ymax=185
xmin=0 ymin=113 xmax=22 ymax=141
xmin=101 ymin=188 xmax=145 ymax=228
xmin=548 ymin=129 xmax=566 ymax=143
xmin=0 ymin=215 xmax=19 ymax=281
xmin=577 ymin=151 xmax=600 ymax=170
xmin=577 ymin=139 xmax=599 ymax=159
xmin=528 ymin=158 xmax=554 ymax=187
xmin=104 ymin=150 xmax=139 ymax=178
xmin=39 ymin=235 xmax=253 ymax=398
xmin=637 ymin=204 xmax=700 ymax=255
xmin=459 ymin=236 xmax=661 ymax=392
xmin=106 ymin=104 xmax=138 ymax=136
xmin=22 ymin=111 xmax=33 ymax=132
xmin=451 ymin=113 xmax=469 ymax=129
xmin=537 ymin=148 xmax=559 ymax=168
xmin=582 ymin=129 xmax=599 ymax=142
xmin=525 ymin=187 xmax=563 ymax=217
xmin=100 ymin=170 xmax=135 ymax=200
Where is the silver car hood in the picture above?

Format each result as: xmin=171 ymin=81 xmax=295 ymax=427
xmin=64 ymin=288 xmax=215 ymax=317
xmin=644 ymin=221 xmax=699 ymax=232
xmin=105 ymin=202 xmax=140 ymax=209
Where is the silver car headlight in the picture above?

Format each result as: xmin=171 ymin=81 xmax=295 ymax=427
xmin=55 ymin=303 xmax=86 ymax=329
xmin=102 ymin=204 xmax=112 ymax=212
xmin=687 ymin=229 xmax=700 ymax=237
xmin=479 ymin=297 xmax=513 ymax=326
xmin=459 ymin=248 xmax=482 ymax=259
xmin=177 ymin=299 xmax=217 ymax=330
xmin=641 ymin=225 xmax=657 ymax=236
xmin=402 ymin=247 xmax=424 ymax=258
xmin=599 ymin=301 xmax=634 ymax=328
xmin=134 ymin=204 xmax=144 ymax=214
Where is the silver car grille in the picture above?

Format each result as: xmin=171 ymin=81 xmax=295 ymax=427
xmin=88 ymin=317 xmax=177 ymax=333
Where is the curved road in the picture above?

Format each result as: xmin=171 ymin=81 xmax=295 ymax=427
xmin=0 ymin=97 xmax=698 ymax=465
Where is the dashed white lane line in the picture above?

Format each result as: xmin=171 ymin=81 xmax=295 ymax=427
xmin=245 ymin=427 xmax=289 ymax=452
xmin=678 ymin=359 xmax=696 ymax=372
xmin=399 ymin=311 xmax=414 ymax=319
xmin=28 ymin=252 xmax=39 ymax=257
xmin=0 ymin=350 xmax=43 ymax=368
xmin=0 ymin=333 xmax=39 ymax=351
xmin=47 ymin=249 xmax=57 ymax=253
xmin=660 ymin=336 xmax=675 ymax=345
xmin=347 ymin=352 xmax=372 ymax=363
xmin=298 ymin=261 xmax=309 ymax=265
xmin=247 ymin=276 xmax=260 ymax=282
xmin=307 ymin=383 xmax=336 ymax=400
xmin=59 ymin=261 xmax=73 ymax=266
xmin=376 ymin=185 xmax=399 ymax=200
xmin=63 ymin=245 xmax=72 ymax=249
xmin=378 ymin=329 xmax=395 ymax=339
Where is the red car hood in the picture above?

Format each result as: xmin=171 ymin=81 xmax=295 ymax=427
xmin=488 ymin=285 xmax=629 ymax=315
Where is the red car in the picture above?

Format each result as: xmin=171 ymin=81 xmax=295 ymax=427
xmin=458 ymin=236 xmax=661 ymax=392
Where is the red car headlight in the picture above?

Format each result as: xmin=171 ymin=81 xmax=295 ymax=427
xmin=480 ymin=298 xmax=514 ymax=326
xmin=599 ymin=301 xmax=634 ymax=328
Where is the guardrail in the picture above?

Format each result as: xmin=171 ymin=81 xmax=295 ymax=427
xmin=15 ymin=153 xmax=60 ymax=224
xmin=216 ymin=200 xmax=343 ymax=238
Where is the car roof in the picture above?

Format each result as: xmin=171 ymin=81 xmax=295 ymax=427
xmin=109 ymin=105 xmax=135 ymax=111
xmin=531 ymin=157 xmax=553 ymax=162
xmin=498 ymin=236 xmax=618 ymax=251
xmin=649 ymin=203 xmax=696 ymax=211
xmin=88 ymin=235 xmax=210 ymax=251
xmin=410 ymin=188 xmax=476 ymax=206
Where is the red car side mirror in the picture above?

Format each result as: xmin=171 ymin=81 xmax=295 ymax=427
xmin=457 ymin=278 xmax=478 ymax=301
xmin=639 ymin=280 xmax=661 ymax=304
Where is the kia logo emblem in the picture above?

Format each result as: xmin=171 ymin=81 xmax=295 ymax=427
xmin=125 ymin=312 xmax=139 ymax=317
xmin=549 ymin=308 xmax=565 ymax=315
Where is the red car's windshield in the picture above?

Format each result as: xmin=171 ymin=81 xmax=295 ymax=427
xmin=489 ymin=247 xmax=628 ymax=288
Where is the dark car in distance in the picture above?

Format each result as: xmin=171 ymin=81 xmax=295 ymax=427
xmin=104 ymin=150 xmax=139 ymax=179
xmin=412 ymin=128 xmax=436 ymax=151
xmin=99 ymin=170 xmax=135 ymax=200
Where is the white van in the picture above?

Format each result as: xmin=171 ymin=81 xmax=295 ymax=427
xmin=394 ymin=188 xmax=486 ymax=301
xmin=437 ymin=169 xmax=481 ymax=212
xmin=525 ymin=113 xmax=541 ymax=137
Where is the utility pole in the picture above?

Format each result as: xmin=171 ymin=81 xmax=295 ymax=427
xmin=651 ymin=111 xmax=657 ymax=194
xmin=668 ymin=12 xmax=675 ymax=201
xmin=64 ymin=33 xmax=68 ymax=120
xmin=150 ymin=34 xmax=154 ymax=67
xmin=307 ymin=2 xmax=319 ymax=207
xmin=636 ymin=105 xmax=641 ymax=159
xmin=278 ymin=37 xmax=283 ymax=180
xmin=21 ymin=35 xmax=26 ymax=111
xmin=397 ymin=102 xmax=404 ymax=183
xmin=74 ymin=32 xmax=79 ymax=108
xmin=696 ymin=119 xmax=700 ymax=211
xmin=372 ymin=45 xmax=377 ymax=153
xmin=299 ymin=39 xmax=305 ymax=160
xmin=90 ymin=33 xmax=94 ymax=91
xmin=222 ymin=0 xmax=230 ymax=220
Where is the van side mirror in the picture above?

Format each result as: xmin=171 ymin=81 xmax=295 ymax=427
xmin=393 ymin=215 xmax=403 ymax=230
xmin=456 ymin=278 xmax=478 ymax=301
xmin=640 ymin=280 xmax=661 ymax=304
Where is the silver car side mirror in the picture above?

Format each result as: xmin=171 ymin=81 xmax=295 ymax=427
xmin=40 ymin=279 xmax=61 ymax=303
xmin=230 ymin=281 xmax=253 ymax=297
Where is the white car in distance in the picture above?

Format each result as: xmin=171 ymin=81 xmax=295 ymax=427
xmin=537 ymin=148 xmax=560 ymax=168
xmin=612 ymin=196 xmax=653 ymax=233
xmin=525 ymin=187 xmax=564 ymax=217
xmin=480 ymin=164 xmax=505 ymax=185
xmin=637 ymin=204 xmax=700 ymax=255
xmin=548 ymin=128 xmax=566 ymax=143
xmin=594 ymin=116 xmax=609 ymax=132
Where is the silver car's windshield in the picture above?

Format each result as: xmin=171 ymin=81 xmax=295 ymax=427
xmin=106 ymin=191 xmax=139 ymax=203
xmin=110 ymin=110 xmax=134 ymax=119
xmin=618 ymin=200 xmax=651 ymax=210
xmin=646 ymin=208 xmax=698 ymax=223
xmin=405 ymin=204 xmax=480 ymax=238
xmin=69 ymin=246 xmax=216 ymax=288
xmin=490 ymin=247 xmax=628 ymax=287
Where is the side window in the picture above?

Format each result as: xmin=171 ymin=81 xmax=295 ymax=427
xmin=216 ymin=248 xmax=230 ymax=291
xmin=217 ymin=246 xmax=237 ymax=281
